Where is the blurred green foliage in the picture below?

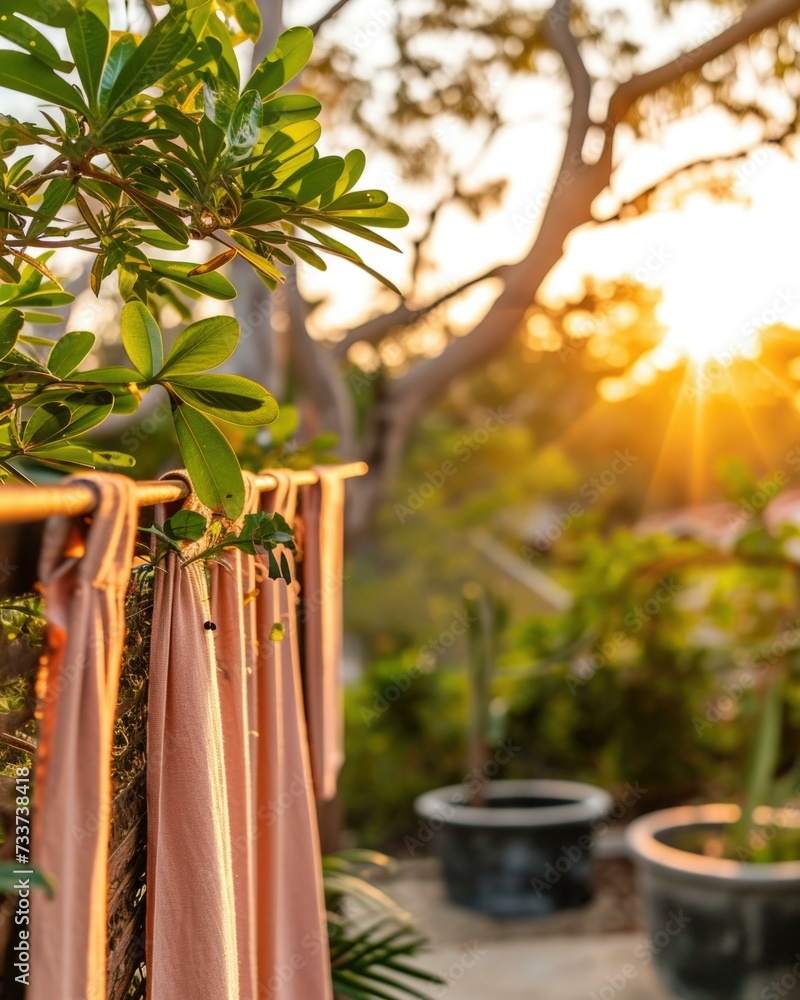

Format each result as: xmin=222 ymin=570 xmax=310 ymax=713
xmin=343 ymin=507 xmax=800 ymax=849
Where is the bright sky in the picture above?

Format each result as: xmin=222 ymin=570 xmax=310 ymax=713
xmin=2 ymin=0 xmax=799 ymax=373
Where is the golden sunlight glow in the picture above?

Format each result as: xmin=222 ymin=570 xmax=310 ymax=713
xmin=655 ymin=208 xmax=769 ymax=367
xmin=657 ymin=282 xmax=764 ymax=367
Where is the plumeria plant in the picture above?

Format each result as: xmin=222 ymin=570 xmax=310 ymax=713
xmin=0 ymin=0 xmax=408 ymax=517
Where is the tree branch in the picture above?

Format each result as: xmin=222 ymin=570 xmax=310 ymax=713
xmin=545 ymin=0 xmax=591 ymax=146
xmin=603 ymin=0 xmax=800 ymax=163
xmin=611 ymin=0 xmax=800 ymax=123
xmin=374 ymin=0 xmax=597 ymax=427
xmin=309 ymin=0 xmax=357 ymax=35
xmin=140 ymin=0 xmax=157 ymax=26
xmin=333 ymin=265 xmax=505 ymax=357
xmin=384 ymin=0 xmax=800 ymax=429
xmin=603 ymin=128 xmax=795 ymax=223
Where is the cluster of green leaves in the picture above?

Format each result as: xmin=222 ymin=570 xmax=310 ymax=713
xmin=0 ymin=2 xmax=407 ymax=295
xmin=1 ymin=296 xmax=278 ymax=516
xmin=0 ymin=0 xmax=408 ymax=506
xmin=146 ymin=505 xmax=295 ymax=579
xmin=0 ymin=594 xmax=45 ymax=652
xmin=514 ymin=511 xmax=800 ymax=861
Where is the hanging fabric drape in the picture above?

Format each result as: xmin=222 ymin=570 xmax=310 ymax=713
xmin=299 ymin=468 xmax=347 ymax=802
xmin=29 ymin=473 xmax=138 ymax=1000
xmin=209 ymin=473 xmax=260 ymax=1000
xmin=254 ymin=470 xmax=333 ymax=1000
xmin=146 ymin=471 xmax=332 ymax=1000
xmin=146 ymin=474 xmax=239 ymax=1000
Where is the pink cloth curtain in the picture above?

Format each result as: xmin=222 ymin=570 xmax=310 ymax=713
xmin=147 ymin=471 xmax=332 ymax=1000
xmin=27 ymin=467 xmax=340 ymax=1000
xmin=299 ymin=468 xmax=347 ymax=801
xmin=210 ymin=475 xmax=260 ymax=1000
xmin=30 ymin=473 xmax=139 ymax=1000
xmin=146 ymin=475 xmax=239 ymax=1000
xmin=254 ymin=471 xmax=333 ymax=1000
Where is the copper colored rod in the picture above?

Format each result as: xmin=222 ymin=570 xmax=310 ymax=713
xmin=0 ymin=462 xmax=368 ymax=524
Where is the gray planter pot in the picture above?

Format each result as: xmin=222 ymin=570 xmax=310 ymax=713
xmin=413 ymin=778 xmax=611 ymax=917
xmin=627 ymin=804 xmax=800 ymax=1000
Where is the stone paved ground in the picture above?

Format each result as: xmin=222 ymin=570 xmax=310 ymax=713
xmin=388 ymin=858 xmax=677 ymax=999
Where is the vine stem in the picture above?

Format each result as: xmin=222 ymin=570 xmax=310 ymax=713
xmin=1 ymin=732 xmax=37 ymax=754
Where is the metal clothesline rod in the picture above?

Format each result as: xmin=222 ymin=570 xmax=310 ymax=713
xmin=0 ymin=461 xmax=369 ymax=525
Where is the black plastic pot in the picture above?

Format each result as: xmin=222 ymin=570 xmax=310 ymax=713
xmin=627 ymin=804 xmax=800 ymax=1000
xmin=413 ymin=779 xmax=611 ymax=917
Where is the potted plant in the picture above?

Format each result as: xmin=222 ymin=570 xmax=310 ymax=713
xmin=414 ymin=582 xmax=611 ymax=917
xmin=626 ymin=513 xmax=800 ymax=1000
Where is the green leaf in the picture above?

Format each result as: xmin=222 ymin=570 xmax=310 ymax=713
xmin=164 ymin=508 xmax=207 ymax=542
xmin=203 ymin=9 xmax=239 ymax=86
xmin=0 ymin=14 xmax=73 ymax=71
xmin=0 ymin=51 xmax=88 ymax=114
xmin=159 ymin=315 xmax=239 ymax=376
xmin=235 ymin=200 xmax=286 ymax=228
xmin=24 ymin=402 xmax=71 ymax=445
xmin=279 ymin=155 xmax=345 ymax=203
xmin=328 ymin=190 xmax=389 ymax=212
xmin=226 ymin=89 xmax=262 ymax=159
xmin=79 ymin=366 xmax=144 ymax=383
xmin=259 ymin=119 xmax=321 ymax=167
xmin=148 ymin=259 xmax=237 ymax=300
xmin=128 ymin=192 xmax=189 ymax=244
xmin=739 ymin=678 xmax=783 ymax=841
xmin=306 ymin=214 xmax=402 ymax=253
xmin=296 ymin=222 xmax=360 ymax=261
xmin=202 ymin=73 xmax=239 ymax=129
xmin=262 ymin=94 xmax=321 ymax=130
xmin=247 ymin=26 xmax=313 ymax=100
xmin=328 ymin=202 xmax=410 ymax=228
xmin=289 ymin=241 xmax=326 ymax=271
xmin=19 ymin=333 xmax=55 ymax=346
xmin=29 ymin=176 xmax=74 ymax=237
xmin=30 ymin=441 xmax=96 ymax=468
xmin=138 ymin=229 xmax=190 ymax=252
xmin=230 ymin=0 xmax=261 ymax=39
xmin=320 ymin=148 xmax=365 ymax=207
xmin=199 ymin=113 xmax=225 ymax=164
xmin=61 ymin=389 xmax=114 ymax=436
xmin=296 ymin=224 xmax=402 ymax=294
xmin=17 ymin=311 xmax=63 ymax=326
xmin=0 ymin=307 xmax=24 ymax=360
xmin=0 ymin=862 xmax=55 ymax=897
xmin=213 ymin=233 xmax=282 ymax=282
xmin=48 ymin=329 xmax=95 ymax=377
xmin=0 ymin=258 xmax=22 ymax=284
xmin=66 ymin=0 xmax=109 ymax=108
xmin=0 ymin=0 xmax=75 ymax=27
xmin=98 ymin=32 xmax=136 ymax=109
xmin=171 ymin=402 xmax=244 ymax=518
xmin=167 ymin=373 xmax=279 ymax=425
xmin=105 ymin=11 xmax=199 ymax=111
xmin=91 ymin=449 xmax=136 ymax=468
xmin=121 ymin=301 xmax=163 ymax=379
xmin=6 ymin=290 xmax=72 ymax=308
xmin=154 ymin=103 xmax=201 ymax=148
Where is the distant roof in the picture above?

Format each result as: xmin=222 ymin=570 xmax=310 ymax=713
xmin=636 ymin=490 xmax=800 ymax=557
